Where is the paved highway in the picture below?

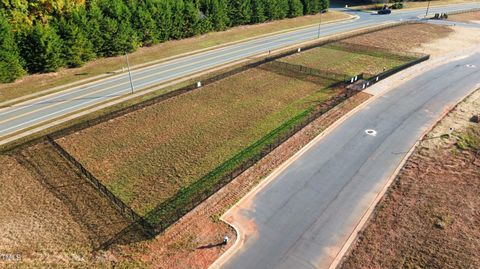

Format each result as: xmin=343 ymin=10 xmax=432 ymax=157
xmin=220 ymin=53 xmax=480 ymax=269
xmin=0 ymin=3 xmax=479 ymax=141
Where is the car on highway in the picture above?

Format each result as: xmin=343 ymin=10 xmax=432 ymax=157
xmin=378 ymin=5 xmax=392 ymax=14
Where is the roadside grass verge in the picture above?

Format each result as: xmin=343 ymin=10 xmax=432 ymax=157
xmin=0 ymin=11 xmax=350 ymax=104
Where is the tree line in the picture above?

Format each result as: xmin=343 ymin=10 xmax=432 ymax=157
xmin=0 ymin=0 xmax=329 ymax=83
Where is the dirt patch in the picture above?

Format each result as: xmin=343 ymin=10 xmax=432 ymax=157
xmin=340 ymin=89 xmax=480 ymax=269
xmin=413 ymin=26 xmax=480 ymax=57
xmin=109 ymin=92 xmax=372 ymax=269
xmin=449 ymin=11 xmax=480 ymax=22
xmin=0 ymin=142 xmax=139 ymax=268
xmin=344 ymin=23 xmax=453 ymax=53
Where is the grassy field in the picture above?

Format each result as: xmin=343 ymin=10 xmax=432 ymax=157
xmin=0 ymin=11 xmax=349 ymax=104
xmin=58 ymin=66 xmax=338 ymax=217
xmin=279 ymin=42 xmax=413 ymax=77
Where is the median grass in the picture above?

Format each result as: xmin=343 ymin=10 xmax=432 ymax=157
xmin=58 ymin=66 xmax=339 ymax=217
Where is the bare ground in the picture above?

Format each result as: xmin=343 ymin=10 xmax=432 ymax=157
xmin=449 ymin=11 xmax=480 ymax=22
xmin=343 ymin=23 xmax=453 ymax=53
xmin=0 ymin=142 xmax=137 ymax=268
xmin=340 ymin=89 xmax=480 ymax=269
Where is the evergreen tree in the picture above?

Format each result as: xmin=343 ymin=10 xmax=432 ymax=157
xmin=204 ymin=0 xmax=229 ymax=31
xmin=171 ymin=0 xmax=185 ymax=39
xmin=19 ymin=23 xmax=64 ymax=73
xmin=183 ymin=0 xmax=201 ymax=36
xmin=288 ymin=0 xmax=304 ymax=18
xmin=153 ymin=0 xmax=173 ymax=41
xmin=134 ymin=3 xmax=159 ymax=46
xmin=0 ymin=12 xmax=25 ymax=82
xmin=54 ymin=15 xmax=95 ymax=67
xmin=251 ymin=0 xmax=266 ymax=23
xmin=229 ymin=0 xmax=252 ymax=26
xmin=319 ymin=0 xmax=329 ymax=12
xmin=277 ymin=0 xmax=289 ymax=19
xmin=264 ymin=0 xmax=280 ymax=20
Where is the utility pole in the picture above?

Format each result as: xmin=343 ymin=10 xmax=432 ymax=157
xmin=125 ymin=52 xmax=134 ymax=94
xmin=317 ymin=10 xmax=323 ymax=39
xmin=425 ymin=0 xmax=431 ymax=18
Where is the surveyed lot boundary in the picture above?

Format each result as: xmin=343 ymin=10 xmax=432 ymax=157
xmin=2 ymin=24 xmax=429 ymax=245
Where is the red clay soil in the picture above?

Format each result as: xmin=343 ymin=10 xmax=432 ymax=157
xmin=340 ymin=144 xmax=480 ymax=268
xmin=110 ymin=93 xmax=372 ymax=268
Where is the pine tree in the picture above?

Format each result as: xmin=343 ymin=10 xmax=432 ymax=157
xmin=0 ymin=12 xmax=25 ymax=82
xmin=229 ymin=0 xmax=253 ymax=26
xmin=171 ymin=0 xmax=185 ymax=39
xmin=288 ymin=0 xmax=304 ymax=18
xmin=183 ymin=0 xmax=201 ymax=36
xmin=19 ymin=23 xmax=64 ymax=73
xmin=319 ymin=0 xmax=329 ymax=12
xmin=265 ymin=0 xmax=280 ymax=20
xmin=134 ymin=3 xmax=159 ymax=46
xmin=54 ymin=15 xmax=95 ymax=67
xmin=251 ymin=0 xmax=266 ymax=23
xmin=204 ymin=0 xmax=229 ymax=31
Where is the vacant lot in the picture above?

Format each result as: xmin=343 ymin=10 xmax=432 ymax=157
xmin=449 ymin=10 xmax=480 ymax=22
xmin=58 ymin=66 xmax=338 ymax=217
xmin=343 ymin=23 xmax=453 ymax=52
xmin=0 ymin=142 xmax=135 ymax=267
xmin=280 ymin=43 xmax=413 ymax=77
xmin=341 ymin=90 xmax=480 ymax=268
xmin=279 ymin=24 xmax=453 ymax=77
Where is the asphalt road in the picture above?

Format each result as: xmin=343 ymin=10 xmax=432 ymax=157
xmin=220 ymin=53 xmax=480 ymax=269
xmin=1 ymin=3 xmax=479 ymax=141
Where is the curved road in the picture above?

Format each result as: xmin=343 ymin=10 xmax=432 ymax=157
xmin=1 ymin=3 xmax=479 ymax=141
xmin=219 ymin=52 xmax=480 ymax=269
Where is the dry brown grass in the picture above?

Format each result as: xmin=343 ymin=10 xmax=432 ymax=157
xmin=449 ymin=10 xmax=480 ymax=22
xmin=0 ymin=11 xmax=349 ymax=104
xmin=343 ymin=23 xmax=453 ymax=52
xmin=0 ymin=142 xmax=137 ymax=268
